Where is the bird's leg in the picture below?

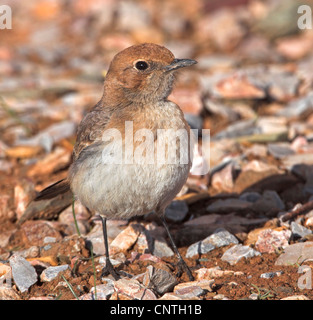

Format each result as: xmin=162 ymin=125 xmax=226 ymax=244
xmin=160 ymin=215 xmax=194 ymax=281
xmin=98 ymin=215 xmax=120 ymax=280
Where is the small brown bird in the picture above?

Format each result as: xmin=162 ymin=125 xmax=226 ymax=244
xmin=35 ymin=43 xmax=197 ymax=281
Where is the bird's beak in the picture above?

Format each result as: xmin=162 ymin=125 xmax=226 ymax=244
xmin=164 ymin=58 xmax=197 ymax=72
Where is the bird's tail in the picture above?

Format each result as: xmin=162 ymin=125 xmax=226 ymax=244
xmin=18 ymin=179 xmax=73 ymax=224
xmin=35 ymin=179 xmax=71 ymax=200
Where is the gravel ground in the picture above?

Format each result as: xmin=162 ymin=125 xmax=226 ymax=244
xmin=1 ymin=0 xmax=313 ymax=300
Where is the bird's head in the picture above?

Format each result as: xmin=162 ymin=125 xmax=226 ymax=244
xmin=104 ymin=43 xmax=197 ymax=105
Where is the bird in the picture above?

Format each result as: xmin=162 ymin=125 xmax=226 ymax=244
xmin=32 ymin=43 xmax=197 ymax=281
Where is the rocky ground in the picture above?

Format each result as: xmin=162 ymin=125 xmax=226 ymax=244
xmin=1 ymin=0 xmax=313 ymax=300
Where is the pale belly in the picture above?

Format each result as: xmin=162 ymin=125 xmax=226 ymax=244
xmin=70 ymin=151 xmax=190 ymax=218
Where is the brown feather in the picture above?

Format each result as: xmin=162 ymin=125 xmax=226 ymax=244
xmin=35 ymin=179 xmax=71 ymax=200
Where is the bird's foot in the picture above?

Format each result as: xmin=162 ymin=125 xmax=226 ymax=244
xmin=101 ymin=258 xmax=121 ymax=281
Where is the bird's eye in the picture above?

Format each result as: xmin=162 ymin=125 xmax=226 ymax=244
xmin=135 ymin=61 xmax=149 ymax=71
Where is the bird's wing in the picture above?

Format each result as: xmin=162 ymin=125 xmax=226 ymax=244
xmin=73 ymin=101 xmax=113 ymax=161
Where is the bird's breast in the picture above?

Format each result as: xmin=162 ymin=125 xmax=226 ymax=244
xmin=70 ymin=101 xmax=191 ymax=218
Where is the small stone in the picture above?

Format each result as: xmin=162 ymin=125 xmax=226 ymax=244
xmin=305 ymin=217 xmax=313 ymax=229
xmin=0 ymin=286 xmax=21 ymax=300
xmin=283 ymin=154 xmax=313 ymax=170
xmin=204 ymin=99 xmax=239 ymax=122
xmin=255 ymin=229 xmax=291 ymax=253
xmin=170 ymin=88 xmax=203 ymax=115
xmin=0 ymin=139 xmax=8 ymax=158
xmin=214 ymin=74 xmax=265 ymax=99
xmin=257 ymin=116 xmax=288 ymax=135
xmin=0 ymin=194 xmax=13 ymax=221
xmin=16 ymin=121 xmax=76 ymax=153
xmin=211 ymin=163 xmax=235 ymax=193
xmin=276 ymin=34 xmax=313 ymax=60
xmin=207 ymin=228 xmax=239 ymax=248
xmin=268 ymin=143 xmax=294 ymax=159
xmin=247 ymin=228 xmax=269 ymax=247
xmin=28 ymin=296 xmax=54 ymax=300
xmin=43 ymin=236 xmax=56 ymax=244
xmin=152 ymin=238 xmax=174 ymax=258
xmin=110 ymin=224 xmax=144 ymax=254
xmin=20 ymin=220 xmax=62 ymax=246
xmin=165 ymin=200 xmax=188 ymax=222
xmin=291 ymin=222 xmax=312 ymax=239
xmin=87 ymin=284 xmax=114 ymax=300
xmin=275 ymin=242 xmax=313 ymax=266
xmin=9 ymin=254 xmax=38 ymax=293
xmin=43 ymin=245 xmax=52 ymax=251
xmin=5 ymin=146 xmax=43 ymax=159
xmin=0 ymin=263 xmax=11 ymax=277
xmin=186 ymin=228 xmax=238 ymax=258
xmin=290 ymin=136 xmax=308 ymax=152
xmin=252 ymin=190 xmax=285 ymax=215
xmin=249 ymin=293 xmax=259 ymax=300
xmin=158 ymin=293 xmax=183 ymax=300
xmin=277 ymin=92 xmax=313 ymax=119
xmin=281 ymin=295 xmax=310 ymax=300
xmin=234 ymin=168 xmax=283 ymax=194
xmin=28 ymin=256 xmax=58 ymax=267
xmin=213 ymin=119 xmax=257 ymax=140
xmin=221 ymin=244 xmax=261 ymax=265
xmin=14 ymin=180 xmax=36 ymax=220
xmin=184 ymin=214 xmax=221 ymax=226
xmin=0 ymin=229 xmax=15 ymax=248
xmin=305 ymin=211 xmax=313 ymax=228
xmin=85 ymin=224 xmax=106 ymax=255
xmin=242 ymin=160 xmax=279 ymax=173
xmin=98 ymin=256 xmax=123 ymax=268
xmin=130 ymin=225 xmax=174 ymax=258
xmin=143 ymin=265 xmax=177 ymax=295
xmin=106 ymin=219 xmax=129 ymax=239
xmin=174 ymin=279 xmax=215 ymax=293
xmin=245 ymin=144 xmax=268 ymax=158
xmin=239 ymin=192 xmax=262 ymax=203
xmin=195 ymin=266 xmax=243 ymax=280
xmin=28 ymin=259 xmax=51 ymax=269
xmin=17 ymin=246 xmax=40 ymax=259
xmin=114 ymin=278 xmax=156 ymax=300
xmin=40 ymin=265 xmax=69 ymax=282
xmin=186 ymin=241 xmax=215 ymax=258
xmin=207 ymin=199 xmax=252 ymax=213
xmin=197 ymin=9 xmax=245 ymax=51
xmin=138 ymin=253 xmax=162 ymax=263
xmin=184 ymin=113 xmax=203 ymax=131
xmin=174 ymin=285 xmax=204 ymax=299
xmin=260 ymin=271 xmax=284 ymax=279
xmin=213 ymin=294 xmax=228 ymax=300
xmin=58 ymin=201 xmax=91 ymax=235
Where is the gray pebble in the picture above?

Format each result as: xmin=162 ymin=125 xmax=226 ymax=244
xmin=291 ymin=222 xmax=312 ymax=239
xmin=40 ymin=265 xmax=69 ymax=282
xmin=239 ymin=192 xmax=262 ymax=203
xmin=207 ymin=228 xmax=239 ymax=248
xmin=143 ymin=265 xmax=177 ymax=295
xmin=186 ymin=241 xmax=215 ymax=258
xmin=221 ymin=244 xmax=261 ymax=265
xmin=186 ymin=228 xmax=238 ymax=258
xmin=9 ymin=254 xmax=38 ymax=293
xmin=165 ymin=200 xmax=189 ymax=222
xmin=260 ymin=271 xmax=283 ymax=279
